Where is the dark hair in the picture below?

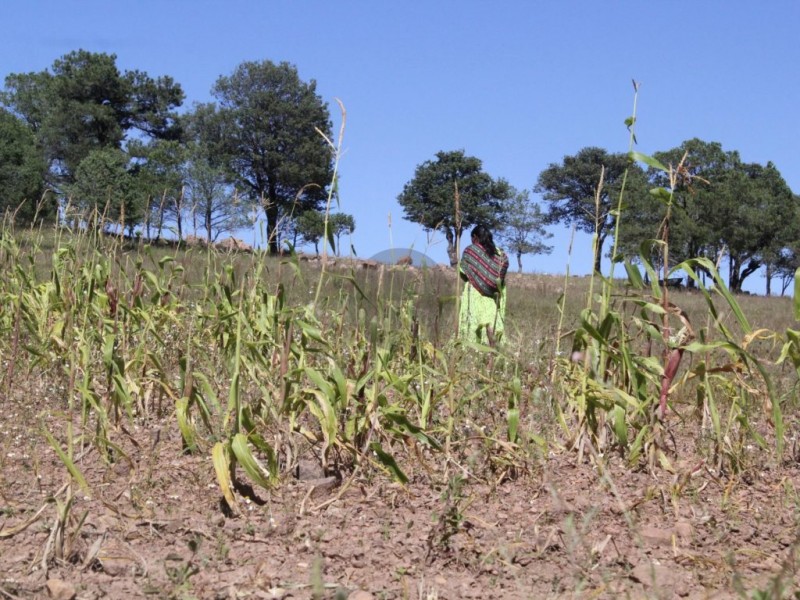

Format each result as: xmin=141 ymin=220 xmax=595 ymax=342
xmin=471 ymin=224 xmax=497 ymax=256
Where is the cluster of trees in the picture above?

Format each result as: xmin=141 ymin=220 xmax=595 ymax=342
xmin=0 ymin=50 xmax=353 ymax=251
xmin=396 ymin=150 xmax=552 ymax=273
xmin=398 ymin=143 xmax=798 ymax=293
xmin=3 ymin=50 xmax=797 ymax=291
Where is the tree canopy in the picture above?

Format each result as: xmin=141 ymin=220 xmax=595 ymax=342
xmin=0 ymin=108 xmax=50 ymax=223
xmin=535 ymin=147 xmax=648 ymax=273
xmin=295 ymin=209 xmax=326 ymax=255
xmin=500 ymin=189 xmax=553 ymax=273
xmin=67 ymin=147 xmax=135 ymax=230
xmin=618 ymin=139 xmax=798 ymax=292
xmin=397 ymin=150 xmax=512 ymax=266
xmin=210 ymin=60 xmax=334 ymax=254
xmin=329 ymin=212 xmax=355 ymax=256
xmin=2 ymin=49 xmax=184 ymax=187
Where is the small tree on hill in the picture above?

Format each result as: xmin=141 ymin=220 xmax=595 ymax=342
xmin=68 ymin=147 xmax=137 ymax=232
xmin=397 ymin=150 xmax=511 ymax=266
xmin=295 ymin=210 xmax=326 ymax=255
xmin=501 ymin=189 xmax=553 ymax=273
xmin=329 ymin=212 xmax=355 ymax=256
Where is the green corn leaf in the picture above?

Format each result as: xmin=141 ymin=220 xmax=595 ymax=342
xmin=112 ymin=372 xmax=133 ymax=416
xmin=211 ymin=441 xmax=238 ymax=512
xmin=306 ymin=389 xmax=337 ymax=446
xmin=242 ymin=429 xmax=279 ymax=478
xmin=42 ymin=429 xmax=90 ymax=496
xmin=326 ymin=223 xmax=336 ymax=256
xmin=175 ymin=397 xmax=197 ymax=452
xmin=611 ymin=405 xmax=628 ymax=447
xmin=369 ymin=442 xmax=408 ymax=484
xmin=794 ymin=267 xmax=800 ymax=320
xmin=329 ymin=362 xmax=349 ymax=407
xmin=193 ymin=372 xmax=222 ymax=415
xmin=305 ymin=367 xmax=335 ymax=400
xmin=507 ymin=407 xmax=520 ymax=444
xmin=298 ymin=321 xmax=326 ymax=345
xmin=649 ymin=187 xmax=673 ymax=203
xmin=629 ymin=151 xmax=668 ymax=172
xmin=383 ymin=409 xmax=442 ymax=450
xmin=628 ymin=425 xmax=649 ymax=466
xmin=623 ymin=260 xmax=644 ymax=290
xmin=231 ymin=433 xmax=274 ymax=490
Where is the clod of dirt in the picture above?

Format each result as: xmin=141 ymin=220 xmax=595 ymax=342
xmin=347 ymin=591 xmax=374 ymax=600
xmin=46 ymin=578 xmax=76 ymax=600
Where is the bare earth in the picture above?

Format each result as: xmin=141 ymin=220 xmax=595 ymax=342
xmin=2 ymin=396 xmax=799 ymax=600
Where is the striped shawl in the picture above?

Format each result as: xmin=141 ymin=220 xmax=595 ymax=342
xmin=460 ymin=243 xmax=509 ymax=298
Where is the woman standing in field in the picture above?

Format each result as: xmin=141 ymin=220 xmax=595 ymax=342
xmin=458 ymin=224 xmax=509 ymax=345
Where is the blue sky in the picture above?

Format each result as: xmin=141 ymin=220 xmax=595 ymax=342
xmin=3 ymin=1 xmax=799 ymax=292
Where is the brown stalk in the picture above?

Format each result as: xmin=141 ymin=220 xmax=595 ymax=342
xmin=658 ymin=305 xmax=694 ymax=418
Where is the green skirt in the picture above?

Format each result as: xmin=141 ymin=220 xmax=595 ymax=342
xmin=458 ymin=283 xmax=506 ymax=344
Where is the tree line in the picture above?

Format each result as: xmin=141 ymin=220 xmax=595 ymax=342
xmin=1 ymin=50 xmax=797 ymax=292
xmin=397 ymin=143 xmax=798 ymax=294
xmin=0 ymin=50 xmax=350 ymax=254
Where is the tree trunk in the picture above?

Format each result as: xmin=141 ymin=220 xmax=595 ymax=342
xmin=145 ymin=197 xmax=152 ymax=241
xmin=445 ymin=228 xmax=458 ymax=267
xmin=729 ymin=258 xmax=741 ymax=293
xmin=739 ymin=260 xmax=760 ymax=293
xmin=765 ymin=263 xmax=772 ymax=297
xmin=263 ymin=190 xmax=279 ymax=255
xmin=592 ymin=233 xmax=605 ymax=274
xmin=516 ymin=251 xmax=523 ymax=273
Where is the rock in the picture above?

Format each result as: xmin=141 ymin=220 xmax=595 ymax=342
xmin=348 ymin=591 xmax=374 ymax=600
xmin=215 ymin=237 xmax=252 ymax=252
xmin=184 ymin=234 xmax=207 ymax=247
xmin=630 ymin=561 xmax=678 ymax=589
xmin=674 ymin=520 xmax=693 ymax=542
xmin=46 ymin=579 xmax=76 ymax=600
xmin=639 ymin=525 xmax=674 ymax=546
xmin=295 ymin=458 xmax=325 ymax=480
xmin=99 ymin=555 xmax=137 ymax=577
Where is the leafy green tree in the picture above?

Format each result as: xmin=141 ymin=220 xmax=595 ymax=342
xmin=67 ymin=147 xmax=136 ymax=231
xmin=628 ymin=139 xmax=796 ymax=292
xmin=211 ymin=60 xmax=333 ymax=254
xmin=182 ymin=103 xmax=251 ymax=243
xmin=129 ymin=139 xmax=186 ymax=240
xmin=295 ymin=209 xmax=326 ymax=255
xmin=772 ymin=222 xmax=800 ymax=296
xmin=2 ymin=49 xmax=183 ymax=185
xmin=535 ymin=147 xmax=646 ymax=273
xmin=0 ymin=108 xmax=50 ymax=224
xmin=500 ymin=190 xmax=552 ymax=273
xmin=329 ymin=212 xmax=355 ymax=256
xmin=397 ymin=150 xmax=512 ymax=266
xmin=184 ymin=148 xmax=250 ymax=245
xmin=716 ymin=161 xmax=797 ymax=292
xmin=649 ymin=139 xmax=734 ymax=276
